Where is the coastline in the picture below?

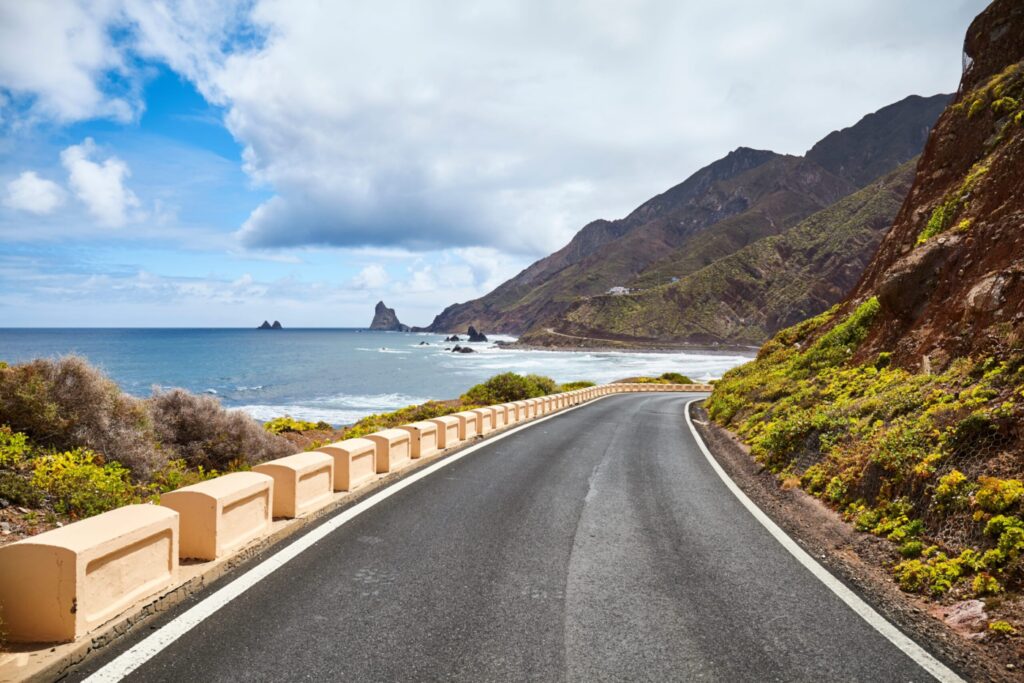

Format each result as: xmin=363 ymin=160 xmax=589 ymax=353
xmin=496 ymin=339 xmax=761 ymax=355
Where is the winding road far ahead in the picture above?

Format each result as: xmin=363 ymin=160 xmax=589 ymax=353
xmin=76 ymin=394 xmax=958 ymax=682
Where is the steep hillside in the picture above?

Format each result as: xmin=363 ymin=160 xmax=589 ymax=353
xmin=708 ymin=0 xmax=1024 ymax=626
xmin=426 ymin=94 xmax=949 ymax=337
xmin=541 ymin=160 xmax=917 ymax=346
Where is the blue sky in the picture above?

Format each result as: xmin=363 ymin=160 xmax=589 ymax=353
xmin=0 ymin=0 xmax=989 ymax=327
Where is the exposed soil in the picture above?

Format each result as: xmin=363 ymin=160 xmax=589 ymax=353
xmin=691 ymin=403 xmax=1024 ymax=682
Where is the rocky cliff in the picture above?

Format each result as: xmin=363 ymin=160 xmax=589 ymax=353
xmin=706 ymin=0 xmax=1024 ymax=631
xmin=369 ymin=301 xmax=410 ymax=331
xmin=426 ymin=94 xmax=949 ymax=342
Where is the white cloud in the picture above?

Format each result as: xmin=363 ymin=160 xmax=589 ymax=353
xmin=60 ymin=138 xmax=141 ymax=227
xmin=0 ymin=0 xmax=136 ymax=123
xmin=3 ymin=171 xmax=65 ymax=214
xmin=351 ymin=264 xmax=390 ymax=290
xmin=197 ymin=0 xmax=984 ymax=256
xmin=0 ymin=0 xmax=989 ymax=262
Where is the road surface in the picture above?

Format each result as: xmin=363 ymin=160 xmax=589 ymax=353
xmin=75 ymin=393 xmax=953 ymax=682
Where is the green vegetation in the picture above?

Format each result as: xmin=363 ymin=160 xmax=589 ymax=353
xmin=264 ymin=416 xmax=332 ymax=434
xmin=707 ymin=298 xmax=1024 ymax=598
xmin=658 ymin=372 xmax=694 ymax=383
xmin=989 ymin=620 xmax=1017 ymax=636
xmin=0 ymin=360 xmax=592 ymax=529
xmin=916 ymin=161 xmax=988 ymax=245
xmin=461 ymin=372 xmax=558 ymax=405
xmin=557 ymin=161 xmax=916 ymax=347
xmin=342 ymin=401 xmax=464 ymax=439
xmin=559 ymin=380 xmax=597 ymax=391
xmin=0 ymin=358 xmax=292 ymax=478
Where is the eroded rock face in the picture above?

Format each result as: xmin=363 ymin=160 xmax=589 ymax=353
xmin=844 ymin=0 xmax=1024 ymax=368
xmin=369 ymin=301 xmax=410 ymax=332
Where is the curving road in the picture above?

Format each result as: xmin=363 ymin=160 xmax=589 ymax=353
xmin=75 ymin=394 xmax=955 ymax=682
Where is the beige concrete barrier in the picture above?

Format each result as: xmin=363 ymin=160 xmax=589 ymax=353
xmin=471 ymin=408 xmax=495 ymax=435
xmin=428 ymin=415 xmax=461 ymax=448
xmin=489 ymin=405 xmax=507 ymax=429
xmin=315 ymin=438 xmax=377 ymax=492
xmin=512 ymin=400 xmax=530 ymax=421
xmin=0 ymin=505 xmax=178 ymax=643
xmin=452 ymin=410 xmax=480 ymax=440
xmin=366 ymin=428 xmax=413 ymax=473
xmin=501 ymin=402 xmax=519 ymax=424
xmin=253 ymin=452 xmax=334 ymax=518
xmin=524 ymin=398 xmax=540 ymax=418
xmin=160 ymin=472 xmax=272 ymax=561
xmin=400 ymin=421 xmax=440 ymax=458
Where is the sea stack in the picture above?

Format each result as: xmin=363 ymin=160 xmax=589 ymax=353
xmin=370 ymin=301 xmax=410 ymax=332
xmin=467 ymin=326 xmax=488 ymax=342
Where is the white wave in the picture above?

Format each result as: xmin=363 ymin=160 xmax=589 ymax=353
xmin=233 ymin=391 xmax=432 ymax=426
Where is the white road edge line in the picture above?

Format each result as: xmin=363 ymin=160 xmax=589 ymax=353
xmin=83 ymin=397 xmax=606 ymax=682
xmin=683 ymin=399 xmax=964 ymax=683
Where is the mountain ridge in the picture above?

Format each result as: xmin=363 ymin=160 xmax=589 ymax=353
xmin=426 ymin=93 xmax=950 ymax=342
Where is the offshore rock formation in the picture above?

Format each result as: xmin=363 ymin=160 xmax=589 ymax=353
xmin=369 ymin=301 xmax=410 ymax=332
xmin=258 ymin=320 xmax=283 ymax=330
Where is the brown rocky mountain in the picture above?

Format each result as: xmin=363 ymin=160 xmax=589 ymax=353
xmin=426 ymin=94 xmax=949 ymax=341
xmin=844 ymin=0 xmax=1024 ymax=370
xmin=531 ymin=159 xmax=917 ymax=347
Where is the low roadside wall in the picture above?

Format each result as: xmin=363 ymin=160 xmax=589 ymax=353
xmin=0 ymin=378 xmax=712 ymax=672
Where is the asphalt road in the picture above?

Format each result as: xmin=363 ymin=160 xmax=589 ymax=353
xmin=75 ymin=394 xmax=949 ymax=682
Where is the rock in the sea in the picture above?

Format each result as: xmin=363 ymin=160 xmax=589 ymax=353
xmin=418 ymin=341 xmax=430 ymax=345
xmin=370 ymin=301 xmax=411 ymax=332
xmin=272 ymin=320 xmax=282 ymax=329
xmin=445 ymin=335 xmax=462 ymax=342
xmin=452 ymin=344 xmax=475 ymax=353
xmin=258 ymin=320 xmax=283 ymax=330
xmin=467 ymin=326 xmax=488 ymax=342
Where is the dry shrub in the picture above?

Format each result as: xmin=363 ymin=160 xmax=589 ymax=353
xmin=148 ymin=389 xmax=293 ymax=471
xmin=0 ymin=356 xmax=161 ymax=476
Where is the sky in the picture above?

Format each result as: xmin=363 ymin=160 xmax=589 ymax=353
xmin=0 ymin=0 xmax=989 ymax=328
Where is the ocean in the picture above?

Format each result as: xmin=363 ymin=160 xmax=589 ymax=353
xmin=0 ymin=329 xmax=753 ymax=426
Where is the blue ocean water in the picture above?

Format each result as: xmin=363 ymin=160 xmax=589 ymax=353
xmin=0 ymin=329 xmax=753 ymax=425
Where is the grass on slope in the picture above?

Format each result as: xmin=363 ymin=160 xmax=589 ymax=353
xmin=556 ymin=160 xmax=915 ymax=346
xmin=707 ymin=300 xmax=1024 ymax=604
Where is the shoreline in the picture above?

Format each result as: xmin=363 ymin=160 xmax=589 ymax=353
xmin=496 ymin=340 xmax=761 ymax=355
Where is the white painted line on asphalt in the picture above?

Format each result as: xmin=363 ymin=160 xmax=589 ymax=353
xmin=683 ymin=399 xmax=964 ymax=683
xmin=83 ymin=396 xmax=607 ymax=682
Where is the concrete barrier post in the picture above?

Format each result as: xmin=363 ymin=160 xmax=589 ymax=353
xmin=471 ymin=408 xmax=495 ymax=435
xmin=0 ymin=505 xmax=179 ymax=643
xmin=160 ymin=472 xmax=273 ymax=561
xmin=489 ymin=405 xmax=506 ymax=430
xmin=253 ymin=452 xmax=334 ymax=518
xmin=315 ymin=438 xmax=378 ymax=491
xmin=365 ymin=428 xmax=413 ymax=473
xmin=399 ymin=421 xmax=440 ymax=458
xmin=453 ymin=411 xmax=480 ymax=440
xmin=428 ymin=415 xmax=461 ymax=448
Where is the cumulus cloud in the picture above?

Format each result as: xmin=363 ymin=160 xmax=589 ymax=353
xmin=0 ymin=0 xmax=136 ymax=123
xmin=0 ymin=0 xmax=988 ymax=259
xmin=197 ymin=0 xmax=986 ymax=255
xmin=60 ymin=138 xmax=141 ymax=227
xmin=351 ymin=264 xmax=390 ymax=290
xmin=3 ymin=171 xmax=65 ymax=214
